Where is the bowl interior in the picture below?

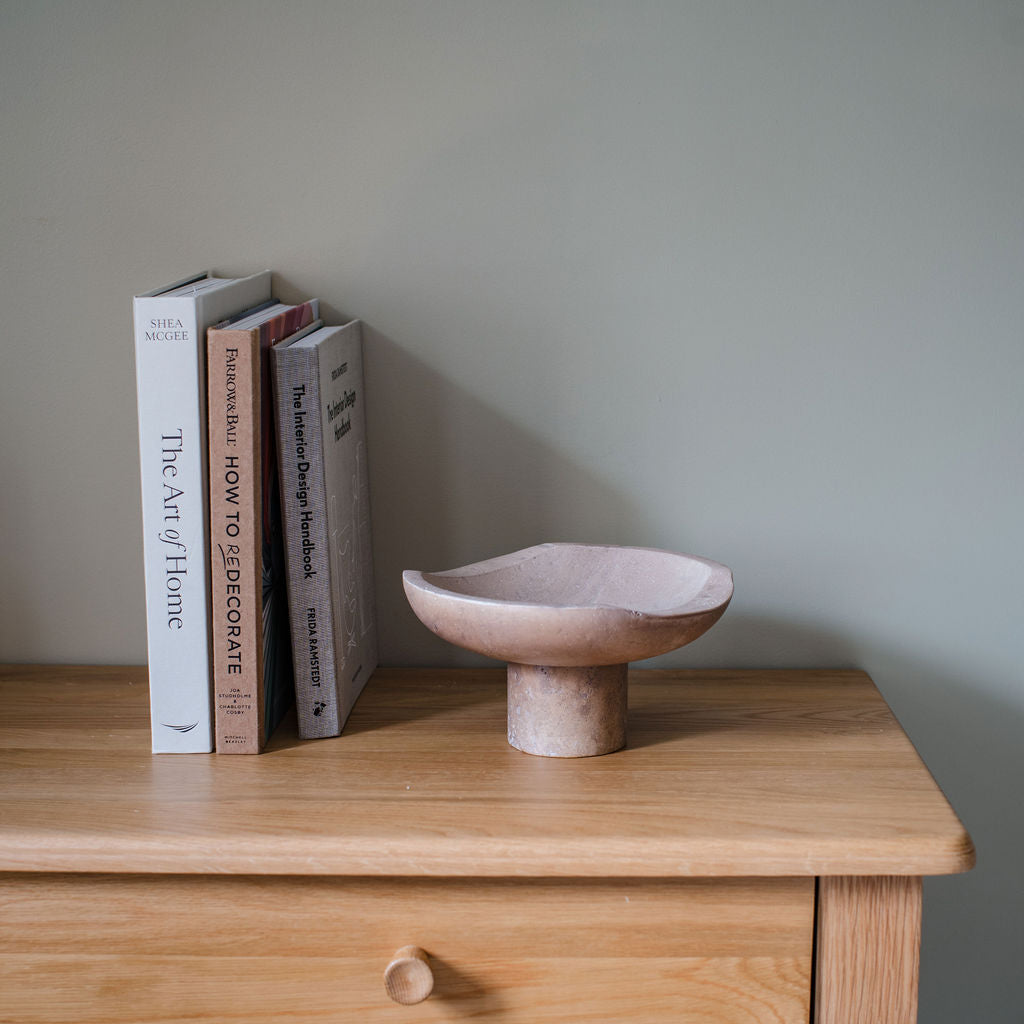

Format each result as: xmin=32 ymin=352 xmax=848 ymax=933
xmin=419 ymin=543 xmax=729 ymax=615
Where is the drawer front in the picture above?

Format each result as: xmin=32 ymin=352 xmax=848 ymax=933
xmin=1 ymin=874 xmax=812 ymax=1023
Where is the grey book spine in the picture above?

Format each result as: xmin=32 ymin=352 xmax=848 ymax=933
xmin=317 ymin=324 xmax=377 ymax=729
xmin=272 ymin=344 xmax=340 ymax=738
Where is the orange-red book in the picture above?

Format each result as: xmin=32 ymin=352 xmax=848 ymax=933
xmin=206 ymin=299 xmax=318 ymax=753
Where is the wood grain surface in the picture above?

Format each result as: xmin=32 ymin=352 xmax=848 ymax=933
xmin=0 ymin=665 xmax=974 ymax=877
xmin=0 ymin=874 xmax=813 ymax=1023
xmin=815 ymin=875 xmax=923 ymax=1024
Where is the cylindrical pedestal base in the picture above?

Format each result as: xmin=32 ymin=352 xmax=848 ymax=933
xmin=507 ymin=663 xmax=628 ymax=757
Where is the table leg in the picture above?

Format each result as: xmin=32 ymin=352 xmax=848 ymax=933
xmin=814 ymin=875 xmax=922 ymax=1024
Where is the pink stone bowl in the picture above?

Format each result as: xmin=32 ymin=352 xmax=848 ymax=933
xmin=402 ymin=543 xmax=733 ymax=757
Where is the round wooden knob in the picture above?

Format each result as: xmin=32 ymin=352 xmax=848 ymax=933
xmin=383 ymin=945 xmax=433 ymax=1005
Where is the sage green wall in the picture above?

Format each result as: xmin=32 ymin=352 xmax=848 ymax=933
xmin=2 ymin=1 xmax=1021 ymax=1018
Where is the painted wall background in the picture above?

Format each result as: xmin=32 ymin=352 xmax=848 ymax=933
xmin=2 ymin=2 xmax=1021 ymax=1018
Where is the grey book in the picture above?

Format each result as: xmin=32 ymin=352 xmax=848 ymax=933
xmin=271 ymin=320 xmax=378 ymax=738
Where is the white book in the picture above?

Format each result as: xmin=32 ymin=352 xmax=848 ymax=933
xmin=133 ymin=270 xmax=272 ymax=752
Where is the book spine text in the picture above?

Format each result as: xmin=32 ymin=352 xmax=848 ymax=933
xmin=208 ymin=333 xmax=263 ymax=753
xmin=133 ymin=295 xmax=214 ymax=752
xmin=273 ymin=346 xmax=339 ymax=738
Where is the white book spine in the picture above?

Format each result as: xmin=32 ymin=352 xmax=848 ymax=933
xmin=133 ymin=272 xmax=271 ymax=752
xmin=134 ymin=295 xmax=215 ymax=752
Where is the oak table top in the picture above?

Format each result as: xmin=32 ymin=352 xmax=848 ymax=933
xmin=0 ymin=665 xmax=974 ymax=879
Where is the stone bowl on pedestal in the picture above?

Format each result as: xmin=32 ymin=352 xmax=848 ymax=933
xmin=402 ymin=543 xmax=733 ymax=758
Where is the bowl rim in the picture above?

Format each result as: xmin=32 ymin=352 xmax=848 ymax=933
xmin=402 ymin=541 xmax=734 ymax=620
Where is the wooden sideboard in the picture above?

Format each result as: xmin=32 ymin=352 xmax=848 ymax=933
xmin=0 ymin=666 xmax=974 ymax=1023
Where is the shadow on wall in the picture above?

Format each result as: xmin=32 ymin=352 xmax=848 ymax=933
xmin=865 ymin=649 xmax=1023 ymax=1024
xmin=358 ymin=323 xmax=1021 ymax=1022
xmin=361 ymin=324 xmax=656 ymax=668
xmin=664 ymin=613 xmax=1022 ymax=1024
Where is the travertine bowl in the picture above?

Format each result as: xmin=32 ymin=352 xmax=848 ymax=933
xmin=403 ymin=543 xmax=733 ymax=757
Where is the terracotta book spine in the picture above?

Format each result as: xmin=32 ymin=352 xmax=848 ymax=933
xmin=207 ymin=330 xmax=264 ymax=753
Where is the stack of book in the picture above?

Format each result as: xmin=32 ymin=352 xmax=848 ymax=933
xmin=133 ymin=272 xmax=378 ymax=754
